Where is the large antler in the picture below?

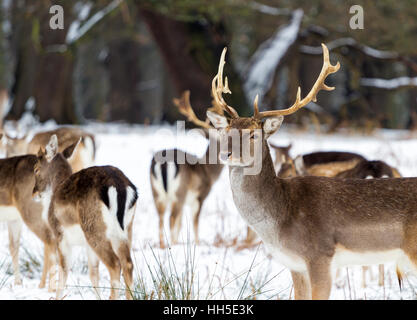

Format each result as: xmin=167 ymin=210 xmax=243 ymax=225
xmin=173 ymin=49 xmax=237 ymax=128
xmin=211 ymin=48 xmax=239 ymax=118
xmin=254 ymin=43 xmax=340 ymax=119
xmin=173 ymin=90 xmax=212 ymax=129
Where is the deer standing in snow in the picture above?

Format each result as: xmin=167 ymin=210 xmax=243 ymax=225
xmin=199 ymin=44 xmax=417 ymax=299
xmin=33 ymin=135 xmax=137 ymax=300
xmin=150 ymin=91 xmax=225 ymax=248
xmin=0 ymin=134 xmax=56 ymax=289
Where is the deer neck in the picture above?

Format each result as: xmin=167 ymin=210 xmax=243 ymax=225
xmin=228 ymin=142 xmax=287 ymax=232
xmin=50 ymin=157 xmax=73 ymax=193
xmin=201 ymin=137 xmax=224 ymax=180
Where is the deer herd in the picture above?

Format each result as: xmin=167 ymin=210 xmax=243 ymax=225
xmin=0 ymin=44 xmax=415 ymax=300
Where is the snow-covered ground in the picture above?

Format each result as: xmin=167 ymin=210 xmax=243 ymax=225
xmin=1 ymin=122 xmax=417 ymax=300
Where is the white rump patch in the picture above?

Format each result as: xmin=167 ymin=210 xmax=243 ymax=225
xmin=124 ymin=186 xmax=136 ymax=229
xmin=101 ymin=186 xmax=128 ymax=253
xmin=151 ymin=161 xmax=180 ymax=203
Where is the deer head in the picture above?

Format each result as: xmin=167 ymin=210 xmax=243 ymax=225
xmin=205 ymin=44 xmax=340 ymax=173
xmin=33 ymin=134 xmax=79 ymax=200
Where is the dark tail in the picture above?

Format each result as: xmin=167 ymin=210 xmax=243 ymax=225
xmin=151 ymin=151 xmax=179 ymax=192
xmin=100 ymin=182 xmax=138 ymax=230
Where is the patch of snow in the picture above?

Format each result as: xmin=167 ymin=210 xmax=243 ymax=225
xmin=0 ymin=123 xmax=417 ymax=299
xmin=360 ymin=77 xmax=417 ymax=90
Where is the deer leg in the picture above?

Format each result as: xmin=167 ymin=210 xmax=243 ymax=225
xmin=7 ymin=220 xmax=22 ymax=286
xmin=290 ymin=271 xmax=311 ymax=300
xmin=192 ymin=203 xmax=202 ymax=245
xmin=170 ymin=201 xmax=182 ymax=244
xmin=191 ymin=189 xmax=211 ymax=245
xmin=155 ymin=201 xmax=167 ymax=248
xmin=361 ymin=266 xmax=368 ymax=288
xmin=56 ymin=239 xmax=72 ymax=300
xmin=46 ymin=243 xmax=57 ymax=292
xmin=116 ymin=241 xmax=134 ymax=300
xmin=86 ymin=236 xmax=122 ymax=300
xmin=378 ymin=264 xmax=385 ymax=286
xmin=307 ymin=258 xmax=332 ymax=300
xmin=169 ymin=191 xmax=187 ymax=245
xmin=39 ymin=244 xmax=51 ymax=289
xmin=87 ymin=247 xmax=101 ymax=299
xmin=245 ymin=227 xmax=257 ymax=245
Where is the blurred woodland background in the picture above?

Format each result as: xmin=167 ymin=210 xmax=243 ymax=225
xmin=0 ymin=0 xmax=417 ymax=131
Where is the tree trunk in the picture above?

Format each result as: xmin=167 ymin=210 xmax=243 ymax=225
xmin=8 ymin=0 xmax=78 ymax=124
xmin=139 ymin=7 xmax=249 ymax=122
xmin=105 ymin=38 xmax=143 ymax=123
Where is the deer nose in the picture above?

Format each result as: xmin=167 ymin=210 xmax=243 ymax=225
xmin=220 ymin=152 xmax=232 ymax=162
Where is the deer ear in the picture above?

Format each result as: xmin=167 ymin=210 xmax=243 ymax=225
xmin=294 ymin=155 xmax=305 ymax=175
xmin=37 ymin=147 xmax=44 ymax=157
xmin=207 ymin=111 xmax=228 ymax=129
xmin=263 ymin=116 xmax=283 ymax=138
xmin=45 ymin=134 xmax=58 ymax=162
xmin=62 ymin=138 xmax=81 ymax=160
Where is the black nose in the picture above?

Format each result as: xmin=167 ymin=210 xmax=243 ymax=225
xmin=220 ymin=152 xmax=232 ymax=161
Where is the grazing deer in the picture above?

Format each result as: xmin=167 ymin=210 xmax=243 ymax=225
xmin=294 ymin=152 xmax=401 ymax=179
xmin=270 ymin=143 xmax=365 ymax=178
xmin=334 ymin=160 xmax=400 ymax=179
xmin=269 ymin=143 xmax=292 ymax=169
xmin=150 ymin=91 xmax=224 ymax=248
xmin=1 ymin=131 xmax=29 ymax=158
xmin=33 ymin=135 xmax=137 ymax=300
xmin=0 ymin=133 xmax=56 ymax=290
xmin=3 ymin=127 xmax=95 ymax=172
xmin=202 ymin=44 xmax=417 ymax=300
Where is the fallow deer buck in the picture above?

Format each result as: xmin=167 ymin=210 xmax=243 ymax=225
xmin=203 ymin=44 xmax=417 ymax=300
xmin=150 ymin=91 xmax=225 ymax=248
xmin=33 ymin=135 xmax=137 ymax=300
xmin=3 ymin=126 xmax=95 ymax=172
xmin=0 ymin=134 xmax=57 ymax=290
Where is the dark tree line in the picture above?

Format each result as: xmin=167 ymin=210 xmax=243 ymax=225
xmin=0 ymin=0 xmax=416 ymax=130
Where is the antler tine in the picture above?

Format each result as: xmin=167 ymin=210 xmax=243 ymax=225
xmin=173 ymin=90 xmax=211 ymax=129
xmin=211 ymin=48 xmax=239 ymax=118
xmin=256 ymin=43 xmax=340 ymax=119
xmin=253 ymin=94 xmax=259 ymax=118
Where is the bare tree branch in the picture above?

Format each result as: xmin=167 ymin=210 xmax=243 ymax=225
xmin=249 ymin=2 xmax=292 ymax=16
xmin=360 ymin=77 xmax=417 ymax=90
xmin=300 ymin=38 xmax=398 ymax=59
